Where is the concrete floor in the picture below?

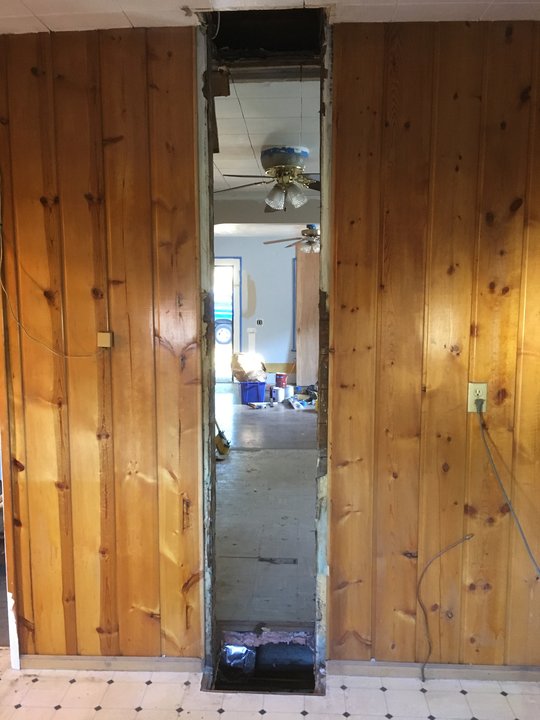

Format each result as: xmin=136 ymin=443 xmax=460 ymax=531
xmin=215 ymin=383 xmax=318 ymax=625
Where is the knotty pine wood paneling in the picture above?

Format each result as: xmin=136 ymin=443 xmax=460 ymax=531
xmin=0 ymin=28 xmax=201 ymax=657
xmin=330 ymin=21 xmax=540 ymax=665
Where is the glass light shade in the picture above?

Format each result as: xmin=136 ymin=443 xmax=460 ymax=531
xmin=265 ymin=185 xmax=286 ymax=210
xmin=287 ymin=182 xmax=308 ymax=208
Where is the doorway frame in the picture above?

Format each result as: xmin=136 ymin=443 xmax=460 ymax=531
xmin=198 ymin=15 xmax=333 ymax=683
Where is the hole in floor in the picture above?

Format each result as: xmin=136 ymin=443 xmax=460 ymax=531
xmin=212 ymin=628 xmax=316 ymax=693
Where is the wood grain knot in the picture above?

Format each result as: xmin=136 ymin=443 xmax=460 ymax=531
xmin=103 ymin=135 xmax=124 ymax=146
xmin=402 ymin=550 xmax=418 ymax=560
xmin=520 ymin=86 xmax=531 ymax=104
xmin=91 ymin=287 xmax=104 ymax=299
xmin=12 ymin=457 xmax=25 ymax=471
xmin=485 ymin=211 xmax=495 ymax=226
xmin=0 ymin=117 xmax=8 ymax=126
xmin=464 ymin=504 xmax=477 ymax=517
xmin=495 ymin=388 xmax=508 ymax=405
xmin=510 ymin=197 xmax=523 ymax=212
xmin=43 ymin=289 xmax=56 ymax=305
xmin=442 ymin=462 xmax=450 ymax=473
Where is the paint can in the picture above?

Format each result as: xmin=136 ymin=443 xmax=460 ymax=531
xmin=275 ymin=372 xmax=287 ymax=388
xmin=272 ymin=386 xmax=285 ymax=402
xmin=284 ymin=385 xmax=294 ymax=399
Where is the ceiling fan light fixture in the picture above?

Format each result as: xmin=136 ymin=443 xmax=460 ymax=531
xmin=287 ymin=182 xmax=308 ymax=208
xmin=300 ymin=241 xmax=321 ymax=254
xmin=265 ymin=185 xmax=286 ymax=210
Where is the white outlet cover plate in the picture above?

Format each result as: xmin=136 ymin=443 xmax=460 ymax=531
xmin=468 ymin=382 xmax=488 ymax=413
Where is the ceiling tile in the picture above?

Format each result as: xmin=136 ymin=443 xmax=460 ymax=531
xmin=301 ymin=80 xmax=320 ymax=99
xmin=218 ymin=117 xmax=249 ymax=134
xmin=240 ymin=96 xmax=301 ymax=119
xmin=300 ymin=95 xmax=320 ymax=117
xmin=0 ymin=15 xmax=48 ymax=31
xmin=119 ymin=0 xmax=210 ymax=8
xmin=0 ymin=1 xmax=33 ymax=17
xmin=244 ymin=117 xmax=302 ymax=136
xmin=299 ymin=116 xmax=320 ymax=135
xmin=331 ymin=3 xmax=398 ymax=22
xmin=22 ymin=0 xmax=119 ymax=12
xmin=39 ymin=12 xmax=131 ymax=30
xmin=248 ymin=133 xmax=302 ymax=157
xmin=234 ymin=80 xmax=301 ymax=99
xmin=394 ymin=2 xmax=490 ymax=20
xmin=126 ymin=9 xmax=199 ymax=26
xmin=212 ymin=0 xmax=303 ymax=8
xmin=215 ymin=96 xmax=244 ymax=119
xmin=482 ymin=3 xmax=540 ymax=19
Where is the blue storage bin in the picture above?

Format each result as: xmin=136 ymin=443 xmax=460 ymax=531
xmin=240 ymin=381 xmax=266 ymax=404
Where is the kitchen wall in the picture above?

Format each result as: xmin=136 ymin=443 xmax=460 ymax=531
xmin=0 ymin=28 xmax=202 ymax=657
xmin=329 ymin=20 xmax=540 ymax=666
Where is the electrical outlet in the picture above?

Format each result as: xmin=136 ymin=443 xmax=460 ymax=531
xmin=468 ymin=382 xmax=487 ymax=413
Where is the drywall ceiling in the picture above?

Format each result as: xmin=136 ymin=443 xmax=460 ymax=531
xmin=2 ymin=1 xmax=540 ymax=34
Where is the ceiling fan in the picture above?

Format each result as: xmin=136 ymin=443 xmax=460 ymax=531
xmin=263 ymin=223 xmax=321 ymax=253
xmin=215 ymin=146 xmax=320 ymax=212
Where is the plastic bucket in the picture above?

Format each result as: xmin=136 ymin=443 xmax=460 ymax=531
xmin=275 ymin=372 xmax=287 ymax=388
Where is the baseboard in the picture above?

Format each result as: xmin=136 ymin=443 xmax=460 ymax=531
xmin=326 ymin=659 xmax=540 ymax=682
xmin=20 ymin=655 xmax=203 ymax=673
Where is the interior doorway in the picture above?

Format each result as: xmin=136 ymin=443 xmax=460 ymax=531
xmin=203 ymin=6 xmax=326 ymax=691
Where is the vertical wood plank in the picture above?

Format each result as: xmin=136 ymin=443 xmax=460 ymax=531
xmin=505 ymin=26 xmax=540 ymax=666
xmin=296 ymin=248 xmax=319 ymax=387
xmin=416 ymin=22 xmax=484 ymax=664
xmin=373 ymin=23 xmax=433 ymax=662
xmin=100 ymin=28 xmax=160 ymax=656
xmin=461 ymin=21 xmax=534 ymax=665
xmin=329 ymin=23 xmax=384 ymax=660
xmin=52 ymin=32 xmax=118 ymax=656
xmin=147 ymin=27 xmax=203 ymax=657
xmin=0 ymin=35 xmax=35 ymax=655
xmin=7 ymin=33 xmax=77 ymax=654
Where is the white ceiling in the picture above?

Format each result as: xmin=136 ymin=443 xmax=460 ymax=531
xmin=2 ymin=0 xmax=540 ymax=34
xmin=213 ymin=78 xmax=320 ymax=199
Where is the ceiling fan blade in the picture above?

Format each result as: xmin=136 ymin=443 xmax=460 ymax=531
xmin=306 ymin=179 xmax=321 ymax=191
xmin=263 ymin=237 xmax=301 ymax=245
xmin=264 ymin=204 xmax=281 ymax=213
xmin=222 ymin=174 xmax=268 ymax=179
xmin=214 ymin=180 xmax=273 ymax=193
xmin=285 ymin=240 xmax=305 ymax=248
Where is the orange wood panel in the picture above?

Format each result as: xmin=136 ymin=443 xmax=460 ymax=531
xmin=329 ymin=23 xmax=384 ymax=660
xmin=0 ymin=35 xmax=35 ymax=654
xmin=373 ymin=23 xmax=434 ymax=662
xmin=505 ymin=27 xmax=540 ymax=666
xmin=416 ymin=23 xmax=484 ymax=664
xmin=100 ymin=29 xmax=160 ymax=656
xmin=52 ymin=32 xmax=119 ymax=656
xmin=461 ymin=21 xmax=535 ymax=665
xmin=7 ymin=33 xmax=76 ymax=654
xmin=296 ymin=248 xmax=319 ymax=386
xmin=147 ymin=27 xmax=203 ymax=657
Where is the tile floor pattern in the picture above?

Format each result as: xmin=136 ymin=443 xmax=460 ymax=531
xmin=0 ymin=649 xmax=539 ymax=720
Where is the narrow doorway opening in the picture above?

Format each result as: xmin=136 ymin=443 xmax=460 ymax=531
xmin=203 ymin=7 xmax=326 ymax=694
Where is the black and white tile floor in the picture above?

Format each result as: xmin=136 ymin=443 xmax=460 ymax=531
xmin=0 ymin=652 xmax=538 ymax=720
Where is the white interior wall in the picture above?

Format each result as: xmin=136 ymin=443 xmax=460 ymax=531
xmin=214 ymin=227 xmax=299 ymax=365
